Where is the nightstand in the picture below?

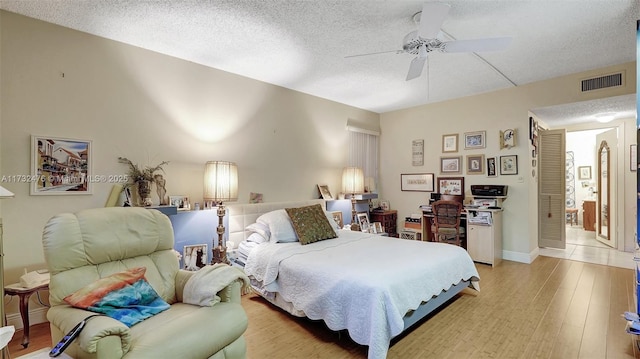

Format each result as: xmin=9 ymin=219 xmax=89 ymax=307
xmin=370 ymin=210 xmax=398 ymax=237
xmin=5 ymin=282 xmax=49 ymax=348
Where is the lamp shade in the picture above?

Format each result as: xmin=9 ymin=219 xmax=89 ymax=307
xmin=0 ymin=186 xmax=14 ymax=199
xmin=342 ymin=167 xmax=364 ymax=194
xmin=204 ymin=161 xmax=238 ymax=202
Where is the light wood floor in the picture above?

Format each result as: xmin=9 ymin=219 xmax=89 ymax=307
xmin=8 ymin=256 xmax=640 ymax=358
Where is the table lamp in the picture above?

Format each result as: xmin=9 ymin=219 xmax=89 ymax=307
xmin=204 ymin=161 xmax=238 ymax=264
xmin=342 ymin=167 xmax=364 ymax=231
xmin=0 ymin=185 xmax=15 ymax=359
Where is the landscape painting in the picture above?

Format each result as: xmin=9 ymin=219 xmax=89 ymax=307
xmin=31 ymin=135 xmax=92 ymax=195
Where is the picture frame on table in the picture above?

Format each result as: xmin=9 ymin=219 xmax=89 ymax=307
xmin=466 ymin=155 xmax=485 ymax=175
xmin=487 ymin=157 xmax=498 ymax=177
xmin=442 ymin=134 xmax=458 ymax=153
xmin=437 ymin=177 xmax=464 ymax=196
xmin=464 ymin=131 xmax=486 ymax=149
xmin=250 ymin=192 xmax=264 ymax=203
xmin=578 ymin=166 xmax=592 ymax=180
xmin=357 ymin=212 xmax=370 ymax=233
xmin=170 ymin=195 xmax=189 ymax=210
xmin=499 ymin=155 xmax=518 ymax=175
xmin=31 ymin=135 xmax=92 ymax=195
xmin=400 ymin=173 xmax=434 ymax=192
xmin=372 ymin=222 xmax=383 ymax=234
xmin=440 ymin=156 xmax=462 ymax=174
xmin=330 ymin=211 xmax=343 ymax=228
xmin=317 ymin=184 xmax=333 ymax=199
xmin=183 ymin=244 xmax=208 ymax=271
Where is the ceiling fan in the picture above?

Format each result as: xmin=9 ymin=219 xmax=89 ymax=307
xmin=347 ymin=2 xmax=512 ymax=81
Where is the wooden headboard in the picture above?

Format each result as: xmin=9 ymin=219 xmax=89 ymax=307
xmin=226 ymin=199 xmax=325 ymax=247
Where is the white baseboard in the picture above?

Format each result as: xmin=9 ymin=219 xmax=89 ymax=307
xmin=6 ymin=307 xmax=48 ymax=330
xmin=502 ymin=248 xmax=539 ymax=264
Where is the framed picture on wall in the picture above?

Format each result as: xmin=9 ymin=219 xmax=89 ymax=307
xmin=440 ymin=156 xmax=462 ymax=174
xmin=400 ymin=173 xmax=434 ymax=192
xmin=500 ymin=129 xmax=517 ymax=149
xmin=464 ymin=131 xmax=486 ymax=149
xmin=442 ymin=134 xmax=458 ymax=153
xmin=500 ymin=155 xmax=518 ymax=175
xmin=466 ymin=155 xmax=485 ymax=175
xmin=31 ymin=135 xmax=92 ymax=195
xmin=412 ymin=139 xmax=424 ymax=166
xmin=578 ymin=166 xmax=592 ymax=180
xmin=437 ymin=177 xmax=464 ymax=196
xmin=487 ymin=157 xmax=498 ymax=177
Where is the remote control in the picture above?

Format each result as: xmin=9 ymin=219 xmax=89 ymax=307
xmin=49 ymin=315 xmax=101 ymax=357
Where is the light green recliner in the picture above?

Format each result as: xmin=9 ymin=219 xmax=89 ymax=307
xmin=42 ymin=207 xmax=248 ymax=359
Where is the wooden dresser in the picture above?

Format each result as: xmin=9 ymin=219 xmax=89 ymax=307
xmin=370 ymin=210 xmax=398 ymax=237
xmin=582 ymin=200 xmax=596 ymax=231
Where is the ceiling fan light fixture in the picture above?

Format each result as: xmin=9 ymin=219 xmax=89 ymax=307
xmin=594 ymin=112 xmax=616 ymax=123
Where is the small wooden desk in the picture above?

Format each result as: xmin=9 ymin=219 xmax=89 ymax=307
xmin=4 ymin=282 xmax=49 ymax=348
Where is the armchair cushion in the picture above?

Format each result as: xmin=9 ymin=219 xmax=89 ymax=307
xmin=64 ymin=267 xmax=170 ymax=327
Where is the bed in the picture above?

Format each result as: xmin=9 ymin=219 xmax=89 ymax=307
xmin=226 ymin=200 xmax=480 ymax=359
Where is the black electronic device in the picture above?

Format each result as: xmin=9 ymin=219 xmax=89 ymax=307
xmin=429 ymin=193 xmax=441 ymax=204
xmin=50 ymin=315 xmax=101 ymax=357
xmin=470 ymin=185 xmax=508 ymax=197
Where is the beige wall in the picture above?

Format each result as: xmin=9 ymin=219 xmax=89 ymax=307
xmin=379 ymin=62 xmax=636 ymax=262
xmin=0 ymin=10 xmax=378 ymax=309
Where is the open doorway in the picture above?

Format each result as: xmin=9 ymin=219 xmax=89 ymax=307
xmin=565 ymin=128 xmax=614 ymax=250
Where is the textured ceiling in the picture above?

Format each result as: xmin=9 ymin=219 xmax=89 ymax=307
xmin=1 ymin=0 xmax=638 ymax=125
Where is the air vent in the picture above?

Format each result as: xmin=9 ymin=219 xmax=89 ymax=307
xmin=581 ymin=72 xmax=623 ymax=92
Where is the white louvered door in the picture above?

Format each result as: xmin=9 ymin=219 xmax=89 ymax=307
xmin=538 ymin=129 xmax=566 ymax=249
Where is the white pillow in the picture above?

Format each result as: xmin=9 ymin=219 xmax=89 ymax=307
xmin=256 ymin=209 xmax=298 ymax=243
xmin=245 ymin=222 xmax=271 ymax=241
xmin=246 ymin=232 xmax=268 ymax=244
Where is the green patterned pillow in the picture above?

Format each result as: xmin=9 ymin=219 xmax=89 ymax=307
xmin=285 ymin=204 xmax=337 ymax=245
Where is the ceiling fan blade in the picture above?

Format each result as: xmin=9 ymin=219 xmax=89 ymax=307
xmin=406 ymin=55 xmax=427 ymax=81
xmin=443 ymin=37 xmax=512 ymax=53
xmin=344 ymin=50 xmax=401 ymax=58
xmin=417 ymin=2 xmax=451 ymax=39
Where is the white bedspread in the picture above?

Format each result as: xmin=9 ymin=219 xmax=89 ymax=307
xmin=244 ymin=230 xmax=480 ymax=359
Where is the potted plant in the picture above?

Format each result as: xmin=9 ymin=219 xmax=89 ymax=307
xmin=118 ymin=157 xmax=169 ymax=206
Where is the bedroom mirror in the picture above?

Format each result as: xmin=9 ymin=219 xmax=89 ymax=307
xmin=597 ymin=140 xmax=609 ymax=240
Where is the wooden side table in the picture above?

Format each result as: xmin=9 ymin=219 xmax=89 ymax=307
xmin=583 ymin=200 xmax=596 ymax=231
xmin=370 ymin=210 xmax=398 ymax=237
xmin=4 ymin=282 xmax=49 ymax=348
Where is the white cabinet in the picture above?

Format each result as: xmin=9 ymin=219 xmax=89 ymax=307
xmin=466 ymin=210 xmax=502 ymax=266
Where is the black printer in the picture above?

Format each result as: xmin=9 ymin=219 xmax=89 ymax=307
xmin=471 ymin=185 xmax=508 ymax=197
